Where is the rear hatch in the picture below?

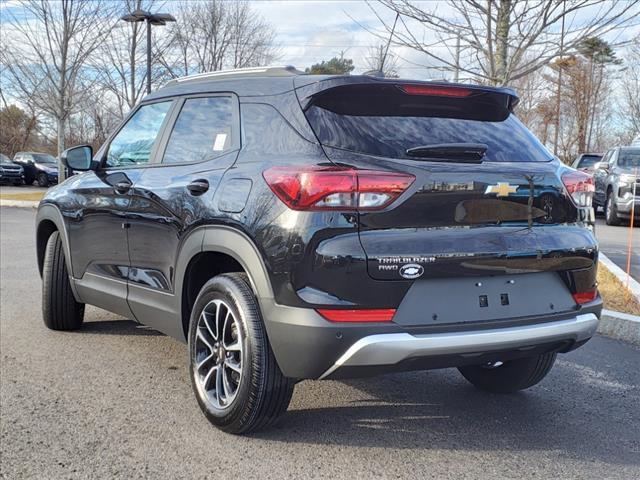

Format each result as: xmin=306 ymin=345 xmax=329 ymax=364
xmin=298 ymin=79 xmax=597 ymax=295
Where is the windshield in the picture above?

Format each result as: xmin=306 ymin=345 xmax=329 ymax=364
xmin=32 ymin=154 xmax=56 ymax=164
xmin=619 ymin=149 xmax=640 ymax=168
xmin=0 ymin=154 xmax=12 ymax=164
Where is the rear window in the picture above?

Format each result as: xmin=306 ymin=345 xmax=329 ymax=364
xmin=578 ymin=155 xmax=601 ymax=167
xmin=304 ymin=85 xmax=553 ymax=163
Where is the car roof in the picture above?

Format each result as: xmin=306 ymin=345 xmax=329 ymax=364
xmin=143 ymin=65 xmax=518 ymax=103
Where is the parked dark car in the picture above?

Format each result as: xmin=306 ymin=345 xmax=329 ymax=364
xmin=13 ymin=152 xmax=59 ymax=187
xmin=0 ymin=153 xmax=24 ymax=185
xmin=572 ymin=153 xmax=602 ymax=173
xmin=593 ymin=146 xmax=640 ymax=225
xmin=35 ymin=66 xmax=601 ymax=434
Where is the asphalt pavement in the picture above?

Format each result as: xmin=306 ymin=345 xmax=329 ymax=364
xmin=1 ymin=207 xmax=639 ymax=479
xmin=595 ymin=217 xmax=640 ymax=282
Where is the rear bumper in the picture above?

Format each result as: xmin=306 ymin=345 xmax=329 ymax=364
xmin=319 ymin=313 xmax=598 ymax=379
xmin=260 ymin=296 xmax=602 ymax=379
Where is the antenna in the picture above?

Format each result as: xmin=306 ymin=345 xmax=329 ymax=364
xmin=380 ymin=12 xmax=400 ymax=75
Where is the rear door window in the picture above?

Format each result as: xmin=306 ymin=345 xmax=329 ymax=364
xmin=162 ymin=96 xmax=234 ymax=165
xmin=304 ymin=84 xmax=553 ymax=163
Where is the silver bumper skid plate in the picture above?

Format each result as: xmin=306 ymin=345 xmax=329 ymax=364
xmin=319 ymin=313 xmax=599 ymax=379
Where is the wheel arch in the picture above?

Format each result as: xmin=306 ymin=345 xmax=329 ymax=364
xmin=35 ymin=203 xmax=82 ymax=301
xmin=178 ymin=226 xmax=275 ymax=340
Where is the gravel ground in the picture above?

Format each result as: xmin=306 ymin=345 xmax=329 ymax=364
xmin=1 ymin=207 xmax=639 ymax=479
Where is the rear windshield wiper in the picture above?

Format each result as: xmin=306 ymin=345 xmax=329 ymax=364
xmin=405 ymin=143 xmax=488 ymax=163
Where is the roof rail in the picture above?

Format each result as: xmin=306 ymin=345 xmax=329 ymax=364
xmin=165 ymin=65 xmax=304 ymax=86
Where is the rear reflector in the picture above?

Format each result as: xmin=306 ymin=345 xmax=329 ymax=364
xmin=572 ymin=289 xmax=598 ymax=304
xmin=399 ymin=84 xmax=473 ymax=98
xmin=317 ymin=309 xmax=396 ymax=322
xmin=562 ymin=171 xmax=595 ymax=207
xmin=263 ymin=166 xmax=414 ymax=211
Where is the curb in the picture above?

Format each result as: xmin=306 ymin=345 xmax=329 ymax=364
xmin=598 ymin=309 xmax=640 ymax=346
xmin=599 ymin=253 xmax=640 ymax=303
xmin=0 ymin=199 xmax=39 ymax=208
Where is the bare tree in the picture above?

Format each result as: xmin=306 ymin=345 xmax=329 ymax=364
xmin=369 ymin=0 xmax=639 ymax=85
xmin=621 ymin=37 xmax=640 ymax=136
xmin=1 ymin=0 xmax=116 ymax=179
xmin=364 ymin=44 xmax=400 ymax=77
xmin=93 ymin=0 xmax=170 ymax=117
xmin=163 ymin=0 xmax=278 ymax=77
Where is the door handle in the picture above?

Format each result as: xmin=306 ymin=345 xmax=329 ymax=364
xmin=114 ymin=181 xmax=132 ymax=194
xmin=187 ymin=179 xmax=209 ymax=196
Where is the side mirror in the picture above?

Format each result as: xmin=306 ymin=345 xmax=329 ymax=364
xmin=61 ymin=145 xmax=94 ymax=171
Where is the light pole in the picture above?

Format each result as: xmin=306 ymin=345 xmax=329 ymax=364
xmin=121 ymin=9 xmax=176 ymax=94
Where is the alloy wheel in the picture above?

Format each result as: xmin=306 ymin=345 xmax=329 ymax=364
xmin=193 ymin=299 xmax=244 ymax=410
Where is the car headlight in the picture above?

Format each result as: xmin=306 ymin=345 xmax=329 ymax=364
xmin=620 ymin=174 xmax=637 ymax=186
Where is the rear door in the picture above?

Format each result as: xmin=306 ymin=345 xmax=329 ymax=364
xmin=126 ymin=94 xmax=240 ymax=338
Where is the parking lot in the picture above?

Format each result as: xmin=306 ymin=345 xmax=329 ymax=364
xmin=0 ymin=206 xmax=639 ymax=479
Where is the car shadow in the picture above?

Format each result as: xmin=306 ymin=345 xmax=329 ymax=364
xmin=254 ymin=369 xmax=639 ymax=468
xmin=81 ymin=319 xmax=164 ymax=336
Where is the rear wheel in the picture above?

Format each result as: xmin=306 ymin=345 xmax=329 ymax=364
xmin=42 ymin=231 xmax=84 ymax=330
xmin=188 ymin=273 xmax=294 ymax=434
xmin=458 ymin=352 xmax=556 ymax=393
xmin=605 ymin=192 xmax=622 ymax=226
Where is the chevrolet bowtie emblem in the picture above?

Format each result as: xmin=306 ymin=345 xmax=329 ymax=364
xmin=484 ymin=182 xmax=518 ymax=197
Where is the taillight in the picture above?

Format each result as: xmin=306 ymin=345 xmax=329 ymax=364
xmin=316 ymin=308 xmax=396 ymax=322
xmin=562 ymin=171 xmax=595 ymax=207
xmin=399 ymin=84 xmax=473 ymax=97
xmin=572 ymin=289 xmax=598 ymax=305
xmin=263 ymin=166 xmax=415 ymax=211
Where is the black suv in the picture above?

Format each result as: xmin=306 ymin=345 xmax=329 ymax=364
xmin=36 ymin=67 xmax=602 ymax=434
xmin=13 ymin=152 xmax=59 ymax=186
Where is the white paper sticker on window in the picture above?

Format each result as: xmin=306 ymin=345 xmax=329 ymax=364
xmin=213 ymin=133 xmax=227 ymax=151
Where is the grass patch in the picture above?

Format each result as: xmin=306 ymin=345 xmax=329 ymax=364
xmin=0 ymin=192 xmax=44 ymax=202
xmin=597 ymin=263 xmax=640 ymax=316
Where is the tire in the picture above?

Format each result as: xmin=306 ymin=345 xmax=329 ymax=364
xmin=188 ymin=273 xmax=294 ymax=434
xmin=605 ymin=192 xmax=622 ymax=226
xmin=37 ymin=172 xmax=49 ymax=188
xmin=42 ymin=231 xmax=84 ymax=330
xmin=458 ymin=352 xmax=557 ymax=393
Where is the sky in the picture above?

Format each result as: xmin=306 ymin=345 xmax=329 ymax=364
xmin=246 ymin=0 xmax=439 ymax=78
xmin=1 ymin=0 xmax=638 ymax=81
xmin=1 ymin=0 xmax=639 ymax=86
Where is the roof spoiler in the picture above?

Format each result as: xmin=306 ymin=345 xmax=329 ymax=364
xmin=295 ymin=76 xmax=519 ymax=122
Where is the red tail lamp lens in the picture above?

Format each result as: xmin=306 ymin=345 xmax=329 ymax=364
xmin=562 ymin=171 xmax=595 ymax=207
xmin=572 ymin=289 xmax=598 ymax=305
xmin=317 ymin=309 xmax=396 ymax=322
xmin=400 ymin=85 xmax=473 ymax=97
xmin=263 ymin=166 xmax=414 ymax=211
